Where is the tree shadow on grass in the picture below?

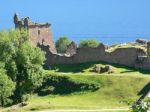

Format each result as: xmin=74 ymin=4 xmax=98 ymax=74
xmin=51 ymin=61 xmax=150 ymax=74
xmin=51 ymin=62 xmax=95 ymax=73
xmin=138 ymin=82 xmax=150 ymax=97
xmin=136 ymin=82 xmax=150 ymax=103
xmin=37 ymin=75 xmax=100 ymax=96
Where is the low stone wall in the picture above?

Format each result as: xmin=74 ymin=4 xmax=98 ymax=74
xmin=135 ymin=58 xmax=150 ymax=70
xmin=107 ymin=48 xmax=139 ymax=67
xmin=73 ymin=44 xmax=106 ymax=63
xmin=38 ymin=43 xmax=150 ymax=70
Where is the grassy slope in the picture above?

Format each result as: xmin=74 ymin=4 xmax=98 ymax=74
xmin=4 ymin=62 xmax=150 ymax=112
xmin=21 ymin=74 xmax=149 ymax=111
xmin=106 ymin=44 xmax=146 ymax=52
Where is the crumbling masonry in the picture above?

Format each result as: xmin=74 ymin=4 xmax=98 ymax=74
xmin=14 ymin=13 xmax=57 ymax=54
xmin=14 ymin=14 xmax=150 ymax=70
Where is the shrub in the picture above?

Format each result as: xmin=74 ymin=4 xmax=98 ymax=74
xmin=131 ymin=98 xmax=150 ymax=112
xmin=0 ymin=68 xmax=15 ymax=106
xmin=79 ymin=39 xmax=100 ymax=48
xmin=56 ymin=37 xmax=71 ymax=53
xmin=37 ymin=74 xmax=100 ymax=95
xmin=21 ymin=94 xmax=30 ymax=102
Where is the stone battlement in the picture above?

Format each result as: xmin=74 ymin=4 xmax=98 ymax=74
xmin=14 ymin=13 xmax=51 ymax=29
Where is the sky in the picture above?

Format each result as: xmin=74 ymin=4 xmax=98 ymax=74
xmin=0 ymin=0 xmax=150 ymax=44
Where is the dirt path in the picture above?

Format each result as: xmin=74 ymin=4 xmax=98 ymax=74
xmin=36 ymin=108 xmax=129 ymax=112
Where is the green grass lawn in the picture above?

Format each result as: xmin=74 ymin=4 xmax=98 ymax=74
xmin=19 ymin=73 xmax=150 ymax=112
xmin=3 ymin=62 xmax=150 ymax=112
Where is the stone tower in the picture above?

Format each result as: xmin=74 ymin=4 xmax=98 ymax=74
xmin=14 ymin=13 xmax=57 ymax=54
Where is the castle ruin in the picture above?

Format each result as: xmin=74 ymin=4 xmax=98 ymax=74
xmin=14 ymin=13 xmax=57 ymax=54
xmin=14 ymin=14 xmax=150 ymax=70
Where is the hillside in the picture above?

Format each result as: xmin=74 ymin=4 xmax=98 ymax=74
xmin=4 ymin=62 xmax=149 ymax=112
xmin=20 ymin=74 xmax=149 ymax=112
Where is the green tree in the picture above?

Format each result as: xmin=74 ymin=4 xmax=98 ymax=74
xmin=14 ymin=32 xmax=45 ymax=102
xmin=56 ymin=37 xmax=71 ymax=53
xmin=79 ymin=39 xmax=100 ymax=48
xmin=0 ymin=29 xmax=46 ymax=102
xmin=0 ymin=67 xmax=15 ymax=106
xmin=16 ymin=43 xmax=45 ymax=95
xmin=0 ymin=29 xmax=28 ymax=81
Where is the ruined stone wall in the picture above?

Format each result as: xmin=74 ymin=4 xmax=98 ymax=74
xmin=66 ymin=41 xmax=77 ymax=56
xmin=38 ymin=44 xmax=73 ymax=65
xmin=39 ymin=43 xmax=150 ymax=70
xmin=13 ymin=14 xmax=150 ymax=70
xmin=135 ymin=58 xmax=150 ymax=70
xmin=141 ymin=59 xmax=150 ymax=70
xmin=147 ymin=42 xmax=150 ymax=56
xmin=14 ymin=14 xmax=57 ymax=54
xmin=106 ymin=48 xmax=139 ymax=67
xmin=73 ymin=44 xmax=106 ymax=63
xmin=29 ymin=25 xmax=56 ymax=53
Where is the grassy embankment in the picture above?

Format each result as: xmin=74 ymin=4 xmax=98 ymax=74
xmin=3 ymin=62 xmax=150 ymax=112
xmin=106 ymin=43 xmax=146 ymax=52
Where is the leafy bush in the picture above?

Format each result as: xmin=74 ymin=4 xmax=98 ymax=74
xmin=79 ymin=39 xmax=100 ymax=48
xmin=56 ymin=37 xmax=71 ymax=53
xmin=0 ymin=68 xmax=15 ymax=106
xmin=131 ymin=98 xmax=150 ymax=112
xmin=21 ymin=94 xmax=30 ymax=102
xmin=37 ymin=74 xmax=100 ymax=95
